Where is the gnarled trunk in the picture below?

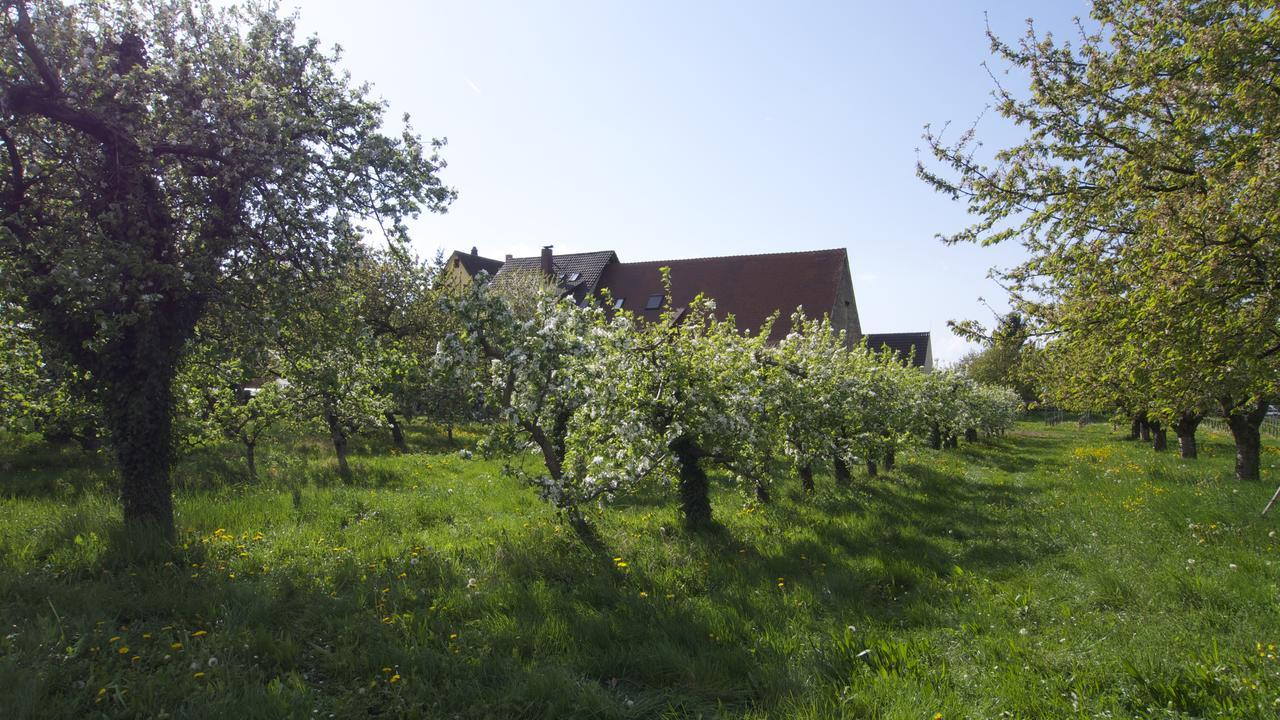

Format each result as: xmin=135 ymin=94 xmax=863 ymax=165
xmin=1127 ymin=415 xmax=1142 ymax=441
xmin=865 ymin=459 xmax=878 ymax=478
xmin=324 ymin=406 xmax=352 ymax=482
xmin=385 ymin=410 xmax=407 ymax=452
xmin=883 ymin=449 xmax=896 ymax=471
xmin=1150 ymin=420 xmax=1167 ymax=452
xmin=833 ymin=455 xmax=852 ymax=487
xmin=103 ymin=363 xmax=178 ymax=538
xmin=673 ymin=438 xmax=712 ymax=530
xmin=244 ymin=438 xmax=257 ymax=481
xmin=964 ymin=428 xmax=978 ymax=443
xmin=1224 ymin=399 xmax=1268 ymax=481
xmin=1174 ymin=412 xmax=1202 ymax=460
xmin=799 ymin=463 xmax=815 ymax=493
xmin=929 ymin=425 xmax=942 ymax=450
xmin=754 ymin=481 xmax=771 ymax=504
xmin=1138 ymin=411 xmax=1151 ymax=442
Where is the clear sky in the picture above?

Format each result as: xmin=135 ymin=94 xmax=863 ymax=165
xmin=282 ymin=0 xmax=1091 ymax=363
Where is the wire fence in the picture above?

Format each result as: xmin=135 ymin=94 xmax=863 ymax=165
xmin=1201 ymin=416 xmax=1280 ymax=439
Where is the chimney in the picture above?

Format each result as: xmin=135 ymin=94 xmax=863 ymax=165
xmin=504 ymin=254 xmax=512 ymax=262
xmin=540 ymin=245 xmax=554 ymax=275
xmin=471 ymin=246 xmax=478 ymax=257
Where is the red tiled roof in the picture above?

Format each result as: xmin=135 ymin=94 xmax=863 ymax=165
xmin=596 ymin=248 xmax=851 ymax=342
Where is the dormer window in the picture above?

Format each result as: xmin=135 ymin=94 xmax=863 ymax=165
xmin=645 ymin=294 xmax=663 ymax=310
xmin=613 ymin=298 xmax=624 ymax=309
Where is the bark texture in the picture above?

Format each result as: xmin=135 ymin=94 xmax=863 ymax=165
xmin=1225 ymin=400 xmax=1268 ymax=481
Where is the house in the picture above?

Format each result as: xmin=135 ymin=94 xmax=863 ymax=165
xmin=471 ymin=245 xmax=931 ymax=361
xmin=442 ymin=247 xmax=505 ymax=293
xmin=864 ymin=332 xmax=933 ymax=371
xmin=492 ymin=246 xmax=862 ymax=344
xmin=595 ymin=248 xmax=861 ymax=344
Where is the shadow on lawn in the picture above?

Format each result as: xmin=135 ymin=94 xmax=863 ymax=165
xmin=2 ymin=431 xmax=1069 ymax=718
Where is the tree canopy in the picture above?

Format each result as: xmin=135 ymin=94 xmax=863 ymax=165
xmin=0 ymin=0 xmax=453 ymax=534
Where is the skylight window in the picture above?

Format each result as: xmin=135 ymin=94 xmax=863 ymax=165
xmin=613 ymin=298 xmax=625 ymax=309
xmin=567 ymin=272 xmax=581 ymax=282
xmin=645 ymin=294 xmax=663 ymax=310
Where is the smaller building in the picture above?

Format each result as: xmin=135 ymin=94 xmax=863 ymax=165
xmin=864 ymin=332 xmax=933 ymax=370
xmin=442 ymin=247 xmax=505 ymax=293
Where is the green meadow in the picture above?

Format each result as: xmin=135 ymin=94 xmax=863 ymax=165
xmin=1 ymin=421 xmax=1278 ymax=719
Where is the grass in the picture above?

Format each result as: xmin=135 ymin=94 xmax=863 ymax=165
xmin=1 ymin=421 xmax=1279 ymax=718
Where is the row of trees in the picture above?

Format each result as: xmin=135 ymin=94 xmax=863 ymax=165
xmin=922 ymin=0 xmax=1279 ymax=485
xmin=447 ymin=276 xmax=1021 ymax=538
xmin=2 ymin=249 xmax=466 ymax=481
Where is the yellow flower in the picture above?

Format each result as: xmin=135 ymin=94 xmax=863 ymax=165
xmin=192 ymin=630 xmax=207 ymax=637
xmin=109 ymin=636 xmax=121 ymax=643
xmin=193 ymin=672 xmax=206 ymax=679
xmin=934 ymin=714 xmax=943 ymax=720
xmin=117 ymin=646 xmax=130 ymax=655
xmin=638 ymin=591 xmax=648 ymax=598
xmin=171 ymin=643 xmax=183 ymax=651
xmin=389 ymin=674 xmax=401 ymax=684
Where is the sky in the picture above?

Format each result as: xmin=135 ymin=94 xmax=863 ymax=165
xmin=280 ymin=0 xmax=1093 ymax=363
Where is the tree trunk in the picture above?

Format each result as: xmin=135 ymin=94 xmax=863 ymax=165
xmin=385 ymin=411 xmax=407 ymax=452
xmin=865 ymin=459 xmax=878 ymax=478
xmin=929 ymin=425 xmax=942 ymax=450
xmin=673 ymin=439 xmax=712 ymax=530
xmin=102 ymin=365 xmax=177 ymax=538
xmin=1174 ymin=412 xmax=1202 ymax=460
xmin=943 ymin=434 xmax=958 ymax=449
xmin=754 ymin=481 xmax=771 ymax=504
xmin=883 ymin=449 xmax=895 ymax=471
xmin=1138 ymin=411 xmax=1151 ymax=442
xmin=447 ymin=423 xmax=455 ymax=445
xmin=325 ymin=407 xmax=352 ymax=482
xmin=799 ymin=463 xmax=815 ymax=493
xmin=1150 ymin=420 xmax=1167 ymax=452
xmin=244 ymin=439 xmax=257 ymax=481
xmin=964 ymin=428 xmax=978 ymax=443
xmin=1127 ymin=415 xmax=1141 ymax=441
xmin=833 ymin=455 xmax=852 ymax=487
xmin=78 ymin=424 xmax=103 ymax=454
xmin=1225 ymin=400 xmax=1268 ymax=481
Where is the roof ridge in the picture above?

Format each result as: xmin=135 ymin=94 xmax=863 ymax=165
xmin=505 ymin=249 xmax=617 ymax=262
xmin=615 ymin=247 xmax=847 ymax=266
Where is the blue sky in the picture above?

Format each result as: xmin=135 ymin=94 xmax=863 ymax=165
xmin=285 ymin=1 xmax=1091 ymax=362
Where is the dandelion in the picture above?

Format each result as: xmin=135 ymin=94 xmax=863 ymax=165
xmin=118 ymin=646 xmax=130 ymax=655
xmin=389 ymin=674 xmax=401 ymax=684
xmin=193 ymin=672 xmax=205 ymax=679
xmin=171 ymin=642 xmax=183 ymax=651
xmin=192 ymin=630 xmax=208 ymax=638
xmin=207 ymin=657 xmax=218 ymax=667
xmin=638 ymin=591 xmax=648 ymax=598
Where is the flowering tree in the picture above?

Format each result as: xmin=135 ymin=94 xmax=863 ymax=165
xmin=445 ymin=279 xmax=617 ymax=537
xmin=919 ymin=0 xmax=1280 ymax=480
xmin=0 ymin=1 xmax=453 ymax=534
xmin=582 ymin=292 xmax=779 ymax=529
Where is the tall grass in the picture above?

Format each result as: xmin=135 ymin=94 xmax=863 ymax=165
xmin=1 ymin=422 xmax=1277 ymax=718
